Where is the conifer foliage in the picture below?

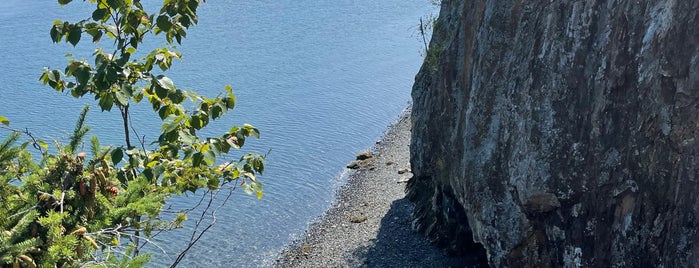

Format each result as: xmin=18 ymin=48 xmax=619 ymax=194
xmin=1 ymin=0 xmax=265 ymax=267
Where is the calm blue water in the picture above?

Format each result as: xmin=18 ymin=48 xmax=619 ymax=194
xmin=0 ymin=1 xmax=434 ymax=266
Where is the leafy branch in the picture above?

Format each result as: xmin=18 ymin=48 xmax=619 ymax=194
xmin=1 ymin=0 xmax=266 ymax=267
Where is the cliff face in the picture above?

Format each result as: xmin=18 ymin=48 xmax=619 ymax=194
xmin=408 ymin=0 xmax=699 ymax=267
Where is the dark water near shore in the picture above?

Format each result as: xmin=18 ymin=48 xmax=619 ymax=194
xmin=0 ymin=1 xmax=434 ymax=266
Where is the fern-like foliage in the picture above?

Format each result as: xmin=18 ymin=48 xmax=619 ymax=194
xmin=67 ymin=106 xmax=91 ymax=154
xmin=0 ymin=210 xmax=41 ymax=266
xmin=0 ymin=132 xmax=21 ymax=166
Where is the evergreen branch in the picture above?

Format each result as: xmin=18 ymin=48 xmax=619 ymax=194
xmin=9 ymin=210 xmax=37 ymax=240
xmin=0 ymin=131 xmax=21 ymax=156
xmin=1 ymin=125 xmax=47 ymax=155
xmin=8 ymin=205 xmax=38 ymax=220
xmin=0 ymin=132 xmax=24 ymax=165
xmin=68 ymin=105 xmax=91 ymax=154
xmin=89 ymin=136 xmax=100 ymax=159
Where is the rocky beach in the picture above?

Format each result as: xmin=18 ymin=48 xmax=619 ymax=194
xmin=275 ymin=108 xmax=487 ymax=267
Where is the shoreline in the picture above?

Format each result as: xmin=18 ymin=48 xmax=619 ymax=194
xmin=275 ymin=106 xmax=485 ymax=267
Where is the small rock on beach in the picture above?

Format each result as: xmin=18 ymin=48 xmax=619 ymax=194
xmin=356 ymin=151 xmax=373 ymax=160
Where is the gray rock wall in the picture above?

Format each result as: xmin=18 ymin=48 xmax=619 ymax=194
xmin=407 ymin=0 xmax=699 ymax=267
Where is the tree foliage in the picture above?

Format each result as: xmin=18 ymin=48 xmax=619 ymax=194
xmin=1 ymin=0 xmax=264 ymax=267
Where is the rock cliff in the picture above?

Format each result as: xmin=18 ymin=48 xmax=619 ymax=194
xmin=407 ymin=0 xmax=699 ymax=267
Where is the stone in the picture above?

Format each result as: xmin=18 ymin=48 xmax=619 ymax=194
xmin=301 ymin=243 xmax=311 ymax=255
xmin=356 ymin=151 xmax=373 ymax=160
xmin=407 ymin=0 xmax=699 ymax=267
xmin=346 ymin=161 xmax=361 ymax=169
xmin=350 ymin=214 xmax=368 ymax=223
xmin=397 ymin=176 xmax=411 ymax=184
xmin=397 ymin=168 xmax=410 ymax=174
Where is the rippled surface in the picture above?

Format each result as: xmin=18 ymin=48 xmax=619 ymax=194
xmin=0 ymin=1 xmax=434 ymax=266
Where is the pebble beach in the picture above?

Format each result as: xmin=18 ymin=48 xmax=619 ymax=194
xmin=275 ymin=108 xmax=487 ymax=267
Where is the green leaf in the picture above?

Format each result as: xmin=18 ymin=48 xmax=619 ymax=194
xmin=98 ymin=93 xmax=114 ymax=111
xmin=224 ymin=97 xmax=235 ymax=109
xmin=133 ymin=92 xmax=144 ymax=103
xmin=52 ymin=69 xmax=62 ymax=81
xmin=211 ymin=104 xmax=223 ymax=119
xmin=242 ymin=183 xmax=253 ymax=195
xmin=207 ymin=177 xmax=220 ymax=190
xmin=192 ymin=152 xmax=203 ymax=166
xmin=162 ymin=120 xmax=180 ymax=134
xmin=243 ymin=124 xmax=260 ymax=138
xmin=111 ymin=148 xmax=123 ymax=165
xmin=50 ymin=26 xmax=60 ymax=42
xmin=125 ymin=148 xmax=140 ymax=155
xmin=130 ymin=37 xmax=139 ymax=49
xmin=155 ymin=75 xmax=175 ymax=90
xmin=116 ymin=52 xmax=131 ymax=66
xmin=0 ymin=116 xmax=8 ymax=126
xmin=92 ymin=8 xmax=108 ymax=21
xmin=178 ymin=130 xmax=195 ymax=144
xmin=91 ymin=30 xmax=103 ymax=42
xmin=190 ymin=115 xmax=202 ymax=130
xmin=106 ymin=65 xmax=119 ymax=83
xmin=74 ymin=67 xmax=90 ymax=84
xmin=183 ymin=90 xmax=198 ymax=101
xmin=67 ymin=26 xmax=81 ymax=46
xmin=219 ymin=138 xmax=231 ymax=153
xmin=155 ymin=84 xmax=169 ymax=99
xmin=187 ymin=0 xmax=199 ymax=14
xmin=156 ymin=15 xmax=172 ymax=32
xmin=105 ymin=0 xmax=119 ymax=9
xmin=114 ymin=90 xmax=129 ymax=106
xmin=199 ymin=102 xmax=210 ymax=113
xmin=169 ymin=89 xmax=185 ymax=104
xmin=37 ymin=140 xmax=49 ymax=151
xmin=180 ymin=14 xmax=191 ymax=28
xmin=58 ymin=0 xmax=73 ymax=5
xmin=153 ymin=164 xmax=165 ymax=179
xmin=203 ymin=150 xmax=215 ymax=165
xmin=158 ymin=106 xmax=170 ymax=119
xmin=165 ymin=4 xmax=177 ymax=16
xmin=105 ymin=25 xmax=118 ymax=38
xmin=251 ymin=181 xmax=263 ymax=199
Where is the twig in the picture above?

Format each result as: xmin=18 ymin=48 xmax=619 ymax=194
xmin=419 ymin=17 xmax=428 ymax=52
xmin=0 ymin=126 xmax=47 ymax=154
xmin=8 ymin=205 xmax=38 ymax=219
xmin=91 ymin=224 xmax=172 ymax=260
xmin=169 ymin=187 xmax=234 ymax=267
xmin=127 ymin=111 xmax=149 ymax=160
xmin=139 ymin=193 xmax=208 ymax=251
xmin=60 ymin=191 xmax=65 ymax=214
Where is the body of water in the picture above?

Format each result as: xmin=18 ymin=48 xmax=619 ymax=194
xmin=0 ymin=1 xmax=434 ymax=266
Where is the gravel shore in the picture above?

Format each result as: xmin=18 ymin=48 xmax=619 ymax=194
xmin=275 ymin=108 xmax=487 ymax=268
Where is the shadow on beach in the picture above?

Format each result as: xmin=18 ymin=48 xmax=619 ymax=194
xmin=351 ymin=198 xmax=489 ymax=268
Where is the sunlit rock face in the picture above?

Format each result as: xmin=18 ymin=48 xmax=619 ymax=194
xmin=407 ymin=0 xmax=699 ymax=267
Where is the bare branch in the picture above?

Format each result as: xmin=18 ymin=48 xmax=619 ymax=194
xmin=169 ymin=186 xmax=235 ymax=267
